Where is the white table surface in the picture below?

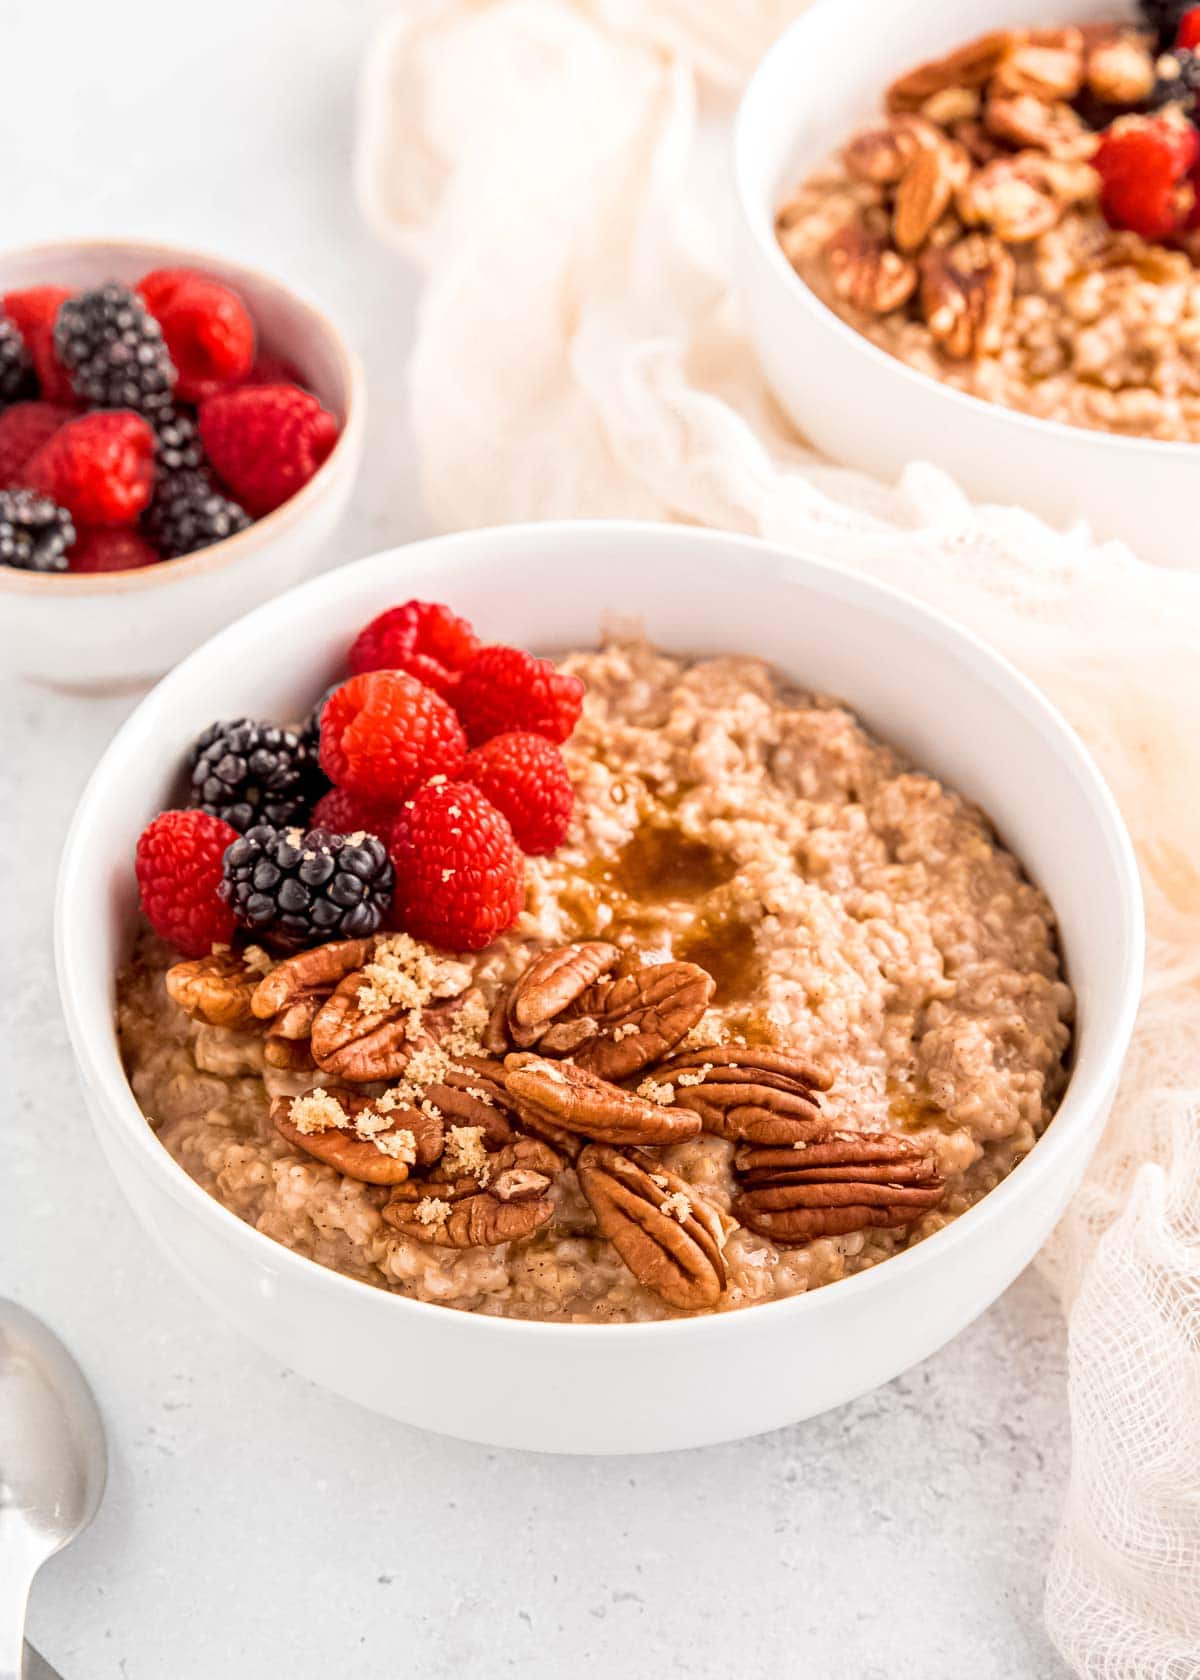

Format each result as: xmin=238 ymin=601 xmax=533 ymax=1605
xmin=4 ymin=1 xmax=1073 ymax=1674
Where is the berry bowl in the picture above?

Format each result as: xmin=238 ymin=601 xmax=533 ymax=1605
xmin=0 ymin=238 xmax=364 ymax=691
xmin=55 ymin=521 xmax=1142 ymax=1453
xmin=733 ymin=0 xmax=1200 ymax=569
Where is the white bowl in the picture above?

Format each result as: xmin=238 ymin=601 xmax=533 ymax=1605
xmin=733 ymin=0 xmax=1196 ymax=570
xmin=55 ymin=521 xmax=1143 ymax=1454
xmin=0 ymin=239 xmax=365 ymax=691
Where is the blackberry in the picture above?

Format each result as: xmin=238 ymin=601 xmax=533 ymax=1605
xmin=219 ymin=824 xmax=395 ymax=949
xmin=0 ymin=314 xmax=33 ymax=402
xmin=1140 ymin=0 xmax=1194 ymax=48
xmin=54 ymin=281 xmax=176 ymax=414
xmin=153 ymin=404 xmax=205 ymax=475
xmin=1146 ymin=47 xmax=1200 ymax=109
xmin=300 ymin=681 xmax=342 ymax=755
xmin=186 ymin=717 xmax=321 ymax=833
xmin=142 ymin=468 xmax=250 ymax=559
xmin=0 ymin=489 xmax=75 ymax=572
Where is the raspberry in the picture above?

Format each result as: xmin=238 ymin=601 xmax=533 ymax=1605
xmin=198 ymin=383 xmax=339 ymax=516
xmin=311 ymin=784 xmax=399 ymax=839
xmin=0 ymin=402 xmax=74 ymax=488
xmin=2 ymin=286 xmax=73 ymax=402
xmin=1181 ymin=7 xmax=1200 ymax=47
xmin=462 ymin=732 xmax=575 ymax=855
xmin=1094 ymin=116 xmax=1200 ymax=239
xmin=139 ymin=269 xmax=255 ymax=403
xmin=389 ymin=781 xmax=524 ymax=951
xmin=320 ymin=670 xmax=467 ymax=800
xmin=453 ymin=645 xmax=584 ymax=746
xmin=348 ymin=600 xmax=480 ymax=699
xmin=25 ymin=409 xmax=155 ymax=526
xmin=70 ymin=528 xmax=161 ymax=573
xmin=135 ymin=809 xmax=238 ymax=957
xmin=241 ymin=352 xmax=304 ymax=387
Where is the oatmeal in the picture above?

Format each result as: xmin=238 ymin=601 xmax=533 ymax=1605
xmin=118 ymin=641 xmax=1073 ymax=1322
xmin=776 ymin=18 xmax=1200 ymax=442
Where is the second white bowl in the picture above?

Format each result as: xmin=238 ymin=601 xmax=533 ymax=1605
xmin=56 ymin=521 xmax=1142 ymax=1452
xmin=733 ymin=0 xmax=1196 ymax=569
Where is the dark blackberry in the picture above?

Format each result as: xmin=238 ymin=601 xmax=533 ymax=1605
xmin=0 ymin=314 xmax=33 ymax=402
xmin=1139 ymin=0 xmax=1194 ymax=48
xmin=186 ymin=717 xmax=322 ymax=833
xmin=300 ymin=681 xmax=343 ymax=755
xmin=219 ymin=824 xmax=395 ymax=949
xmin=1146 ymin=47 xmax=1200 ymax=109
xmin=0 ymin=489 xmax=75 ymax=573
xmin=142 ymin=468 xmax=250 ymax=559
xmin=153 ymin=404 xmax=205 ymax=474
xmin=54 ymin=281 xmax=176 ymax=414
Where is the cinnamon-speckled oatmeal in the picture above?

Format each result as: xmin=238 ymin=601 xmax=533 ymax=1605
xmin=118 ymin=641 xmax=1073 ymax=1322
xmin=777 ymin=22 xmax=1200 ymax=442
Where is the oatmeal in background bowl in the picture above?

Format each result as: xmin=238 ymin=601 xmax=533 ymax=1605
xmin=117 ymin=602 xmax=1074 ymax=1325
xmin=776 ymin=5 xmax=1200 ymax=442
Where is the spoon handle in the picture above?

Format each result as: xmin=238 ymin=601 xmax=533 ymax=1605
xmin=0 ymin=1540 xmax=38 ymax=1680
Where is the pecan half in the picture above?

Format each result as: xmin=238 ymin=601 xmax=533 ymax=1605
xmin=424 ymin=1059 xmax=518 ymax=1150
xmin=383 ymin=1138 xmax=560 ymax=1247
xmin=958 ymin=152 xmax=1091 ymax=242
xmin=166 ymin=948 xmax=260 ymax=1029
xmin=893 ymin=138 xmax=971 ymax=254
xmin=1085 ymin=33 xmax=1154 ymax=105
xmin=264 ymin=1034 xmax=317 ymax=1072
xmin=251 ymin=939 xmax=373 ymax=1038
xmin=983 ymin=93 xmax=1093 ymax=158
xmin=576 ymin=1144 xmax=727 ymax=1311
xmin=824 ymin=217 xmax=919 ymax=316
xmin=557 ymin=962 xmax=715 ymax=1082
xmin=991 ymin=31 xmax=1084 ymax=100
xmin=732 ymin=1133 xmax=945 ymax=1244
xmin=503 ymin=1054 xmax=701 ymax=1146
xmin=653 ymin=1047 xmax=832 ymax=1146
xmin=310 ymin=978 xmax=476 ymax=1083
xmin=505 ymin=941 xmax=619 ymax=1048
xmin=842 ymin=114 xmax=940 ymax=185
xmin=270 ymin=1090 xmax=440 ymax=1185
xmin=887 ymin=31 xmax=1016 ymax=111
xmin=920 ymin=235 xmax=1015 ymax=359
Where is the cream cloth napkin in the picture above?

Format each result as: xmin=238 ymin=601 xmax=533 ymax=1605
xmin=356 ymin=3 xmax=1200 ymax=1670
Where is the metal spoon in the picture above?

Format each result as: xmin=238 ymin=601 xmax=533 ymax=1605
xmin=0 ymin=1301 xmax=106 ymax=1680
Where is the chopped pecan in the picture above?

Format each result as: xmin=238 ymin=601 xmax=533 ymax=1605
xmin=271 ymin=1090 xmax=440 ymax=1185
xmin=950 ymin=119 xmax=1005 ymax=167
xmin=887 ymin=31 xmax=1017 ymax=111
xmin=920 ymin=235 xmax=1015 ymax=359
xmin=653 ymin=1047 xmax=833 ymax=1146
xmin=310 ymin=976 xmax=477 ymax=1083
xmin=732 ymin=1132 xmax=945 ymax=1244
xmin=382 ymin=1138 xmax=560 ymax=1247
xmin=1085 ymin=33 xmax=1154 ymax=105
xmin=959 ymin=151 xmax=1093 ymax=241
xmin=842 ymin=114 xmax=939 ymax=185
xmin=424 ymin=1059 xmax=517 ymax=1150
xmin=983 ymin=93 xmax=1093 ymax=158
xmin=824 ymin=217 xmax=919 ymax=316
xmin=505 ymin=941 xmax=620 ymax=1048
xmin=991 ymin=31 xmax=1084 ymax=100
xmin=166 ymin=948 xmax=260 ymax=1029
xmin=554 ymin=962 xmax=715 ymax=1082
xmin=251 ymin=939 xmax=373 ymax=1038
xmin=893 ymin=138 xmax=971 ymax=253
xmin=503 ymin=1054 xmax=701 ymax=1146
xmin=576 ymin=1144 xmax=727 ymax=1311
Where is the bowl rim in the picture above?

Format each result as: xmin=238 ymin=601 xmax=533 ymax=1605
xmin=0 ymin=235 xmax=366 ymax=598
xmin=732 ymin=0 xmax=1200 ymax=462
xmin=55 ymin=519 xmax=1145 ymax=1340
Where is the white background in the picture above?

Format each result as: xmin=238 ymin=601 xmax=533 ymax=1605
xmin=4 ymin=0 xmax=1072 ymax=1674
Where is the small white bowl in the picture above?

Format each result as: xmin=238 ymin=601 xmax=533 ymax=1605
xmin=733 ymin=0 xmax=1196 ymax=569
xmin=0 ymin=239 xmax=365 ymax=691
xmin=55 ymin=521 xmax=1142 ymax=1454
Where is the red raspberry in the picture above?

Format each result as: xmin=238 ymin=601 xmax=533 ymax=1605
xmin=135 ymin=809 xmax=238 ymax=957
xmin=310 ymin=784 xmax=399 ymax=839
xmin=25 ymin=410 xmax=155 ymax=527
xmin=70 ymin=528 xmax=161 ymax=573
xmin=139 ymin=269 xmax=255 ymax=402
xmin=389 ymin=781 xmax=524 ymax=951
xmin=1179 ymin=8 xmax=1200 ymax=48
xmin=1094 ymin=117 xmax=1200 ymax=240
xmin=0 ymin=402 xmax=74 ymax=488
xmin=241 ymin=352 xmax=304 ymax=387
xmin=320 ymin=670 xmax=467 ymax=800
xmin=3 ymin=286 xmax=73 ymax=402
xmin=198 ymin=383 xmax=339 ymax=516
xmin=454 ymin=645 xmax=584 ymax=746
xmin=348 ymin=600 xmax=480 ymax=699
xmin=462 ymin=732 xmax=574 ymax=855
